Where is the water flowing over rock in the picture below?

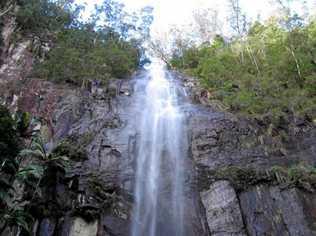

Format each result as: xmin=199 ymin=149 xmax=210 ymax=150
xmin=131 ymin=61 xmax=201 ymax=236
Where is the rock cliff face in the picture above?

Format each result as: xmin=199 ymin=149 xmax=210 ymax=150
xmin=1 ymin=17 xmax=316 ymax=236
xmin=181 ymin=72 xmax=316 ymax=236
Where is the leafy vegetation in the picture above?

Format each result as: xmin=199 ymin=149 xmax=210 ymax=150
xmin=15 ymin=0 xmax=77 ymax=37
xmin=0 ymin=105 xmax=71 ymax=234
xmin=0 ymin=105 xmax=29 ymax=234
xmin=34 ymin=28 xmax=140 ymax=85
xmin=51 ymin=133 xmax=89 ymax=161
xmin=0 ymin=106 xmax=19 ymax=161
xmin=0 ymin=0 xmax=152 ymax=86
xmin=169 ymin=1 xmax=316 ymax=123
xmin=211 ymin=164 xmax=316 ymax=192
xmin=171 ymin=20 xmax=316 ymax=121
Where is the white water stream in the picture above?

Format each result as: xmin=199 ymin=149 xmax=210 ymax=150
xmin=131 ymin=61 xmax=187 ymax=236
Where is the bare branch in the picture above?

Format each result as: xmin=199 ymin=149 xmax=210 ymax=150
xmin=0 ymin=4 xmax=13 ymax=18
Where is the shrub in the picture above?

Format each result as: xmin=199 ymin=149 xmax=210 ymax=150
xmin=34 ymin=27 xmax=140 ymax=85
xmin=15 ymin=0 xmax=75 ymax=37
xmin=171 ymin=20 xmax=316 ymax=121
xmin=0 ymin=105 xmax=19 ymax=161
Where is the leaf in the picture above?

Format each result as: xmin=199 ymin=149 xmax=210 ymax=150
xmin=5 ymin=210 xmax=33 ymax=233
xmin=49 ymin=155 xmax=69 ymax=162
xmin=16 ymin=165 xmax=44 ymax=180
xmin=15 ymin=217 xmax=30 ymax=232
xmin=19 ymin=149 xmax=44 ymax=159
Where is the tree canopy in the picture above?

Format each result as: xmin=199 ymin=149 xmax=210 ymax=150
xmin=169 ymin=1 xmax=316 ymax=122
xmin=0 ymin=0 xmax=153 ymax=85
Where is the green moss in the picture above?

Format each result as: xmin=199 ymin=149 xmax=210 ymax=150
xmin=213 ymin=167 xmax=269 ymax=191
xmin=52 ymin=137 xmax=87 ymax=162
xmin=88 ymin=177 xmax=115 ymax=201
xmin=212 ymin=165 xmax=316 ymax=192
xmin=78 ymin=132 xmax=94 ymax=147
xmin=51 ymin=132 xmax=95 ymax=162
xmin=16 ymin=111 xmax=31 ymax=135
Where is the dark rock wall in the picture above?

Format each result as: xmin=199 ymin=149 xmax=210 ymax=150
xmin=181 ymin=72 xmax=316 ymax=236
xmin=32 ymin=70 xmax=314 ymax=236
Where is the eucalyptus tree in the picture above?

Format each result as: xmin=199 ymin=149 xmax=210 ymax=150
xmin=95 ymin=0 xmax=153 ymax=42
xmin=192 ymin=8 xmax=221 ymax=44
xmin=274 ymin=0 xmax=306 ymax=30
xmin=228 ymin=0 xmax=249 ymax=37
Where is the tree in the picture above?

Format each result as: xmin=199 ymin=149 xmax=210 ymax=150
xmin=192 ymin=8 xmax=221 ymax=44
xmin=15 ymin=0 xmax=81 ymax=37
xmin=274 ymin=0 xmax=305 ymax=30
xmin=35 ymin=25 xmax=140 ymax=84
xmin=169 ymin=16 xmax=316 ymax=121
xmin=228 ymin=0 xmax=249 ymax=37
xmin=20 ymin=0 xmax=146 ymax=85
xmin=96 ymin=0 xmax=153 ymax=41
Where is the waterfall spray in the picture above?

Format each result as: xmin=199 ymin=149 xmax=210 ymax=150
xmin=131 ymin=60 xmax=187 ymax=236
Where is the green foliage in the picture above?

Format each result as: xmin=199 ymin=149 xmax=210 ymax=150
xmin=15 ymin=0 xmax=76 ymax=37
xmin=0 ymin=105 xmax=19 ymax=163
xmin=213 ymin=165 xmax=316 ymax=192
xmin=171 ymin=20 xmax=316 ymax=121
xmin=0 ymin=133 xmax=72 ymax=233
xmin=20 ymin=136 xmax=70 ymax=175
xmin=13 ymin=0 xmax=145 ymax=85
xmin=34 ymin=27 xmax=140 ymax=84
xmin=16 ymin=164 xmax=44 ymax=183
xmin=15 ymin=111 xmax=31 ymax=136
xmin=0 ymin=209 xmax=33 ymax=233
xmin=0 ymin=106 xmax=72 ymax=233
xmin=52 ymin=138 xmax=87 ymax=162
xmin=0 ymin=106 xmax=33 ymax=234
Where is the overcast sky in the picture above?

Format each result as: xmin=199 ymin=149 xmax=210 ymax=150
xmin=76 ymin=0 xmax=316 ymax=36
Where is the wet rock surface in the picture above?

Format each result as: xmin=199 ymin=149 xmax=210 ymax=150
xmin=239 ymin=186 xmax=316 ymax=236
xmin=201 ymin=181 xmax=246 ymax=236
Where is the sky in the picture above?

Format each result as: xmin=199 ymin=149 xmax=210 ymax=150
xmin=76 ymin=0 xmax=316 ymax=37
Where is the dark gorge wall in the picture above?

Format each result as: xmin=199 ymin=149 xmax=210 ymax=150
xmin=184 ymin=72 xmax=316 ymax=236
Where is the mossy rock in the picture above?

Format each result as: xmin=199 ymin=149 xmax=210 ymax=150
xmin=212 ymin=165 xmax=316 ymax=192
xmin=52 ymin=140 xmax=87 ymax=162
xmin=52 ymin=133 xmax=94 ymax=162
xmin=213 ymin=167 xmax=271 ymax=191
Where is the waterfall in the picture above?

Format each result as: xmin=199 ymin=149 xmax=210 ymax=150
xmin=131 ymin=60 xmax=188 ymax=236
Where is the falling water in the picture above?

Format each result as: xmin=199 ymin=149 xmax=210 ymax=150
xmin=132 ymin=60 xmax=188 ymax=236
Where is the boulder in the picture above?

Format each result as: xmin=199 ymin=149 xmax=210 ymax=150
xmin=69 ymin=217 xmax=98 ymax=236
xmin=201 ymin=181 xmax=246 ymax=236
